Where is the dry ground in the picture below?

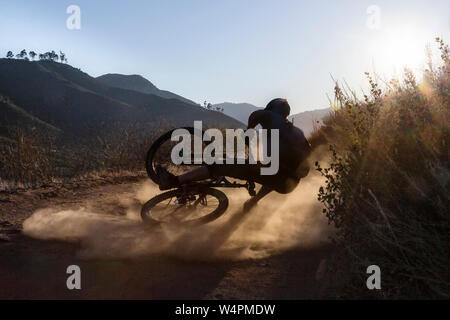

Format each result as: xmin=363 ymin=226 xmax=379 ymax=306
xmin=0 ymin=175 xmax=333 ymax=299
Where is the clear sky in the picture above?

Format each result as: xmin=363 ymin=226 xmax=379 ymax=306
xmin=1 ymin=0 xmax=449 ymax=113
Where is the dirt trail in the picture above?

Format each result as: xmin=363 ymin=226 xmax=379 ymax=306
xmin=0 ymin=174 xmax=333 ymax=299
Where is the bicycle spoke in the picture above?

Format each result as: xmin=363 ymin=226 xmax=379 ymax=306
xmin=144 ymin=188 xmax=225 ymax=225
xmin=159 ymin=204 xmax=185 ymax=221
xmin=193 ymin=194 xmax=206 ymax=207
xmin=175 ymin=206 xmax=198 ymax=221
xmin=164 ymin=197 xmax=173 ymax=208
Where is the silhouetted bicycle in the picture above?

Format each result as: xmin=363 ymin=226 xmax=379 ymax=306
xmin=141 ymin=128 xmax=256 ymax=226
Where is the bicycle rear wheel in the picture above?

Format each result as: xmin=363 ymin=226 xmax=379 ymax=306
xmin=145 ymin=127 xmax=207 ymax=184
xmin=141 ymin=187 xmax=228 ymax=226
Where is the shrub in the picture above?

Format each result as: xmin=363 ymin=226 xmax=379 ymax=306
xmin=0 ymin=128 xmax=55 ymax=187
xmin=316 ymin=38 xmax=449 ymax=298
xmin=0 ymin=119 xmax=176 ymax=189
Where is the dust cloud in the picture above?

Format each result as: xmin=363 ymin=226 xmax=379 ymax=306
xmin=23 ymin=159 xmax=333 ymax=261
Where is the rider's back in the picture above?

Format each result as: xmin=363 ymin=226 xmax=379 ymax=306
xmin=248 ymin=110 xmax=312 ymax=174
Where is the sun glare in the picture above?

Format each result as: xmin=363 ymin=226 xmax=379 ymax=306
xmin=369 ymin=25 xmax=428 ymax=76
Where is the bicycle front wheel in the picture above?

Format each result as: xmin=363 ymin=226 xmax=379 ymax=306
xmin=141 ymin=187 xmax=228 ymax=226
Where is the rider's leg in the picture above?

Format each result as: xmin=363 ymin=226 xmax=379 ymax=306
xmin=177 ymin=163 xmax=260 ymax=186
xmin=157 ymin=163 xmax=251 ymax=190
xmin=177 ymin=166 xmax=211 ymax=185
xmin=158 ymin=162 xmax=283 ymax=192
xmin=178 ymin=163 xmax=274 ymax=211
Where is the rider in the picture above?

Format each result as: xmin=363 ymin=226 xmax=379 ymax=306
xmin=157 ymin=98 xmax=312 ymax=211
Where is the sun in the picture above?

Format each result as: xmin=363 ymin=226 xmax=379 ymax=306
xmin=369 ymin=25 xmax=428 ymax=76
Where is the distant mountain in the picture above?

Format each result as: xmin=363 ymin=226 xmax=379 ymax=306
xmin=0 ymin=59 xmax=243 ymax=139
xmin=212 ymin=102 xmax=261 ymax=124
xmin=289 ymin=108 xmax=331 ymax=137
xmin=96 ymin=73 xmax=197 ymax=105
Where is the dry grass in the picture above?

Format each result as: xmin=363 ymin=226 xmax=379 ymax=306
xmin=315 ymin=38 xmax=449 ymax=299
xmin=0 ymin=120 xmax=175 ymax=191
xmin=0 ymin=128 xmax=55 ymax=187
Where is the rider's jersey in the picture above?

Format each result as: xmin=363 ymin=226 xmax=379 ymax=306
xmin=247 ymin=109 xmax=312 ymax=179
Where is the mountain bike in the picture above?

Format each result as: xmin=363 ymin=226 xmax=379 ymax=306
xmin=141 ymin=127 xmax=256 ymax=226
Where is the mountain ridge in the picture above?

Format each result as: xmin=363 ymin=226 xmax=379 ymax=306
xmin=0 ymin=59 xmax=243 ymax=139
xmin=96 ymin=73 xmax=197 ymax=105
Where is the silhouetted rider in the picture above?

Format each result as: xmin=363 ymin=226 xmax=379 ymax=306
xmin=157 ymin=98 xmax=312 ymax=212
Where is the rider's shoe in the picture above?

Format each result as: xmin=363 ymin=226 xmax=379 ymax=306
xmin=156 ymin=165 xmax=180 ymax=190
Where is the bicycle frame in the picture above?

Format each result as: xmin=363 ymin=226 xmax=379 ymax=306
xmin=177 ymin=176 xmax=256 ymax=197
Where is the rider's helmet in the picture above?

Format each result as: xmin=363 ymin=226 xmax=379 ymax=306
xmin=265 ymin=98 xmax=291 ymax=119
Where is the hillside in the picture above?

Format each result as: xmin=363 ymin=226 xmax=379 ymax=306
xmin=289 ymin=108 xmax=331 ymax=136
xmin=212 ymin=102 xmax=261 ymax=124
xmin=97 ymin=73 xmax=197 ymax=105
xmin=0 ymin=94 xmax=61 ymax=138
xmin=0 ymin=59 xmax=242 ymax=137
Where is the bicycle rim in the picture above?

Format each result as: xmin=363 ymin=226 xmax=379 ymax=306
xmin=145 ymin=127 xmax=206 ymax=184
xmin=141 ymin=187 xmax=228 ymax=226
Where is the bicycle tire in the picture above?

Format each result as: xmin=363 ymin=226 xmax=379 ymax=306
xmin=141 ymin=187 xmax=229 ymax=226
xmin=146 ymin=127 xmax=206 ymax=185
